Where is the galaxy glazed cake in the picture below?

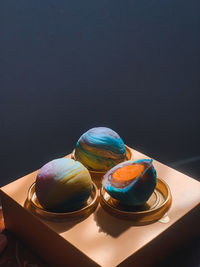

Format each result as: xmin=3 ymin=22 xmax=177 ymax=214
xmin=74 ymin=127 xmax=126 ymax=172
xmin=102 ymin=159 xmax=157 ymax=206
xmin=35 ymin=158 xmax=93 ymax=212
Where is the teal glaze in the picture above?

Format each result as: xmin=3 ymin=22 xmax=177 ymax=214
xmin=84 ymin=130 xmax=126 ymax=155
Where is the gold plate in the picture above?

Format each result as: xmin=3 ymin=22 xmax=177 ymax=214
xmin=25 ymin=182 xmax=98 ymax=221
xmin=71 ymin=145 xmax=133 ymax=188
xmin=100 ymin=178 xmax=172 ymax=223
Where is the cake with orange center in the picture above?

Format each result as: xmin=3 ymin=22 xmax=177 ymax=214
xmin=102 ymin=159 xmax=157 ymax=206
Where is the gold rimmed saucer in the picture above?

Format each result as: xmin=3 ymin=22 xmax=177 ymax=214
xmin=100 ymin=178 xmax=172 ymax=223
xmin=71 ymin=145 xmax=133 ymax=188
xmin=25 ymin=182 xmax=98 ymax=221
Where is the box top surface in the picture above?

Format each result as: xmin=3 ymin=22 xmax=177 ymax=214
xmin=1 ymin=148 xmax=200 ymax=267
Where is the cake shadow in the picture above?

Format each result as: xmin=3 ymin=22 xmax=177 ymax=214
xmin=93 ymin=207 xmax=156 ymax=238
xmin=45 ymin=216 xmax=86 ymax=233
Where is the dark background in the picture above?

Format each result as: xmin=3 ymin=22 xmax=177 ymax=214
xmin=1 ymin=0 xmax=200 ymax=266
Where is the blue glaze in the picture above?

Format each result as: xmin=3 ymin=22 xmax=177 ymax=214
xmin=75 ymin=127 xmax=126 ymax=171
xmin=81 ymin=127 xmax=126 ymax=155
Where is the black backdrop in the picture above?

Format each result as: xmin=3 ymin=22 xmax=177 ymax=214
xmin=1 ymin=1 xmax=200 ymax=265
xmin=1 ymin=0 xmax=200 ymax=186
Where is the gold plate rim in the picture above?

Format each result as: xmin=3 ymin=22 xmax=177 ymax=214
xmin=26 ymin=182 xmax=98 ymax=221
xmin=99 ymin=178 xmax=172 ymax=222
